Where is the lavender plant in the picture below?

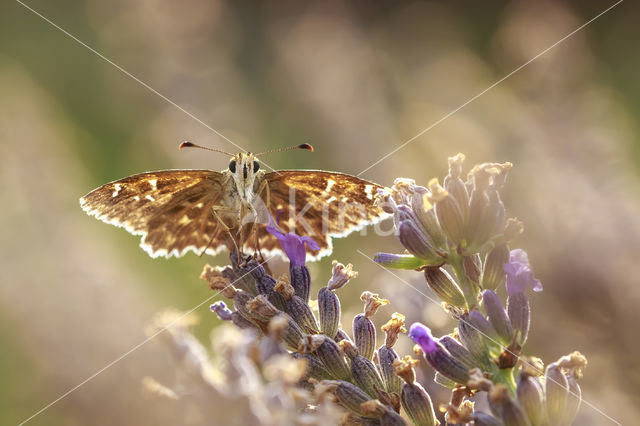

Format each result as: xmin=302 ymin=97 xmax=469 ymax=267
xmin=149 ymin=153 xmax=587 ymax=425
xmin=377 ymin=154 xmax=586 ymax=425
xmin=200 ymin=228 xmax=420 ymax=425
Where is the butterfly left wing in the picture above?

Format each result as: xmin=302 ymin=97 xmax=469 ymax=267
xmin=256 ymin=170 xmax=389 ymax=260
xmin=80 ymin=169 xmax=228 ymax=258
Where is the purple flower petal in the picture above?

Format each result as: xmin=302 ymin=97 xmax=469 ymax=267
xmin=503 ymin=249 xmax=543 ymax=295
xmin=408 ymin=322 xmax=437 ymax=354
xmin=266 ymin=220 xmax=318 ymax=267
xmin=210 ymin=301 xmax=233 ymax=321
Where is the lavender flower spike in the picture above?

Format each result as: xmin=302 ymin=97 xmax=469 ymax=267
xmin=503 ymin=249 xmax=543 ymax=295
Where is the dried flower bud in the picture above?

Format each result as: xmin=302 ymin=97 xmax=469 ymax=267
xmin=328 ymin=260 xmax=357 ymax=290
xmin=292 ymin=352 xmax=334 ymax=380
xmin=300 ymin=335 xmax=351 ymax=381
xmin=465 ymin=189 xmax=490 ymax=249
xmin=246 ymin=295 xmax=280 ymax=319
xmin=489 ymin=384 xmax=529 ymax=426
xmin=207 ymin=300 xmax=231 ymax=320
xmin=374 ymin=253 xmax=431 ymax=270
xmin=360 ymin=399 xmax=389 ymax=419
xmin=482 ymin=244 xmax=509 ymax=290
xmin=444 ymin=173 xmax=469 ymax=219
xmin=468 ymin=310 xmax=500 ymax=350
xmin=201 ymin=264 xmax=238 ymax=298
xmin=545 ymin=359 xmax=584 ymax=426
xmin=361 ymin=291 xmax=389 ymax=317
xmin=458 ymin=314 xmax=490 ymax=366
xmin=448 ymin=153 xmax=466 ymax=178
xmin=411 ymin=186 xmax=447 ymax=250
xmin=381 ymin=313 xmax=407 ymax=348
xmin=230 ymin=311 xmax=256 ymax=330
xmin=341 ymin=340 xmax=385 ymax=398
xmin=424 ymin=267 xmax=466 ymax=307
xmin=428 ymin=178 xmax=465 ymax=245
xmin=393 ymin=355 xmax=418 ymax=384
xmin=318 ymin=287 xmax=341 ymax=339
xmin=409 ymin=323 xmax=470 ymax=384
xmin=401 ymin=380 xmax=437 ymax=426
xmin=375 ymin=187 xmax=397 ymax=214
xmin=438 ymin=336 xmax=476 ymax=370
xmin=482 ymin=290 xmax=514 ymax=345
xmin=562 ymin=374 xmax=582 ymax=425
xmin=290 ymin=264 xmax=311 ymax=303
xmin=231 ymin=255 xmax=260 ymax=294
xmin=288 ymin=295 xmax=320 ymax=334
xmin=234 ymin=291 xmax=265 ymax=323
xmin=392 ymin=177 xmax=417 ymax=201
xmin=398 ymin=220 xmax=441 ymax=262
xmin=255 ymin=270 xmax=277 ymax=296
xmin=444 ymin=397 xmax=474 ymax=424
xmin=377 ymin=346 xmax=402 ymax=395
xmin=274 ymin=275 xmax=295 ymax=299
xmin=507 ymin=292 xmax=530 ymax=345
xmin=275 ymin=313 xmax=305 ymax=351
xmin=517 ymin=373 xmax=544 ymax=426
xmin=326 ymin=380 xmax=373 ymax=417
xmin=353 ymin=313 xmax=376 ymax=360
xmin=463 ymin=254 xmax=481 ymax=284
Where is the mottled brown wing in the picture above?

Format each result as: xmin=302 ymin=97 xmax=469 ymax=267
xmin=257 ymin=170 xmax=389 ymax=260
xmin=80 ymin=169 xmax=227 ymax=258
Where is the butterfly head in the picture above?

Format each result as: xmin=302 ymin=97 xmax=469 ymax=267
xmin=228 ymin=152 xmax=261 ymax=190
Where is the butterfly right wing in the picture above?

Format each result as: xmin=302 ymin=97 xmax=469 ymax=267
xmin=80 ymin=169 xmax=228 ymax=258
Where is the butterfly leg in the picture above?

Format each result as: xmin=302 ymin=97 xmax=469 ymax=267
xmin=209 ymin=205 xmax=242 ymax=257
xmin=252 ymin=179 xmax=272 ymax=263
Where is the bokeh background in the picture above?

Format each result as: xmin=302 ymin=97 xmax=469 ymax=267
xmin=1 ymin=0 xmax=639 ymax=425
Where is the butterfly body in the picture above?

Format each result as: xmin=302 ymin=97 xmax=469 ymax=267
xmin=80 ymin=151 xmax=388 ymax=260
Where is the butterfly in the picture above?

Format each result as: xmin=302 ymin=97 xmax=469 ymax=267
xmin=79 ymin=142 xmax=388 ymax=261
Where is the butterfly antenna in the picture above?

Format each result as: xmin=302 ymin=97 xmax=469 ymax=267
xmin=255 ymin=143 xmax=314 ymax=156
xmin=179 ymin=141 xmax=234 ymax=156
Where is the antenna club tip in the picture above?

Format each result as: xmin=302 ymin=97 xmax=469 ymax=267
xmin=299 ymin=143 xmax=314 ymax=152
xmin=178 ymin=141 xmax=194 ymax=150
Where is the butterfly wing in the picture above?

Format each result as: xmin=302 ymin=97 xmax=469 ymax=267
xmin=258 ymin=170 xmax=389 ymax=260
xmin=80 ymin=170 xmax=227 ymax=258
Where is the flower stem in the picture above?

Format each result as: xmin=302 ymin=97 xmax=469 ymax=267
xmin=494 ymin=367 xmax=518 ymax=396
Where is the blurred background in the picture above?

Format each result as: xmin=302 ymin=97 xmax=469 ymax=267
xmin=1 ymin=0 xmax=639 ymax=424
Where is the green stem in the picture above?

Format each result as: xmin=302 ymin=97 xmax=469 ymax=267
xmin=494 ymin=367 xmax=518 ymax=396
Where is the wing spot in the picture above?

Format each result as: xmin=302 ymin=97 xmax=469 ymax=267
xmin=133 ymin=195 xmax=140 ymax=201
xmin=145 ymin=194 xmax=156 ymax=201
xmin=364 ymin=184 xmax=374 ymax=200
xmin=325 ymin=179 xmax=336 ymax=192
xmin=149 ymin=179 xmax=158 ymax=190
xmin=112 ymin=183 xmax=122 ymax=197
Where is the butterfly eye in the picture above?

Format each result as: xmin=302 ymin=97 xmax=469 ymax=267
xmin=229 ymin=160 xmax=236 ymax=173
xmin=253 ymin=161 xmax=260 ymax=173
